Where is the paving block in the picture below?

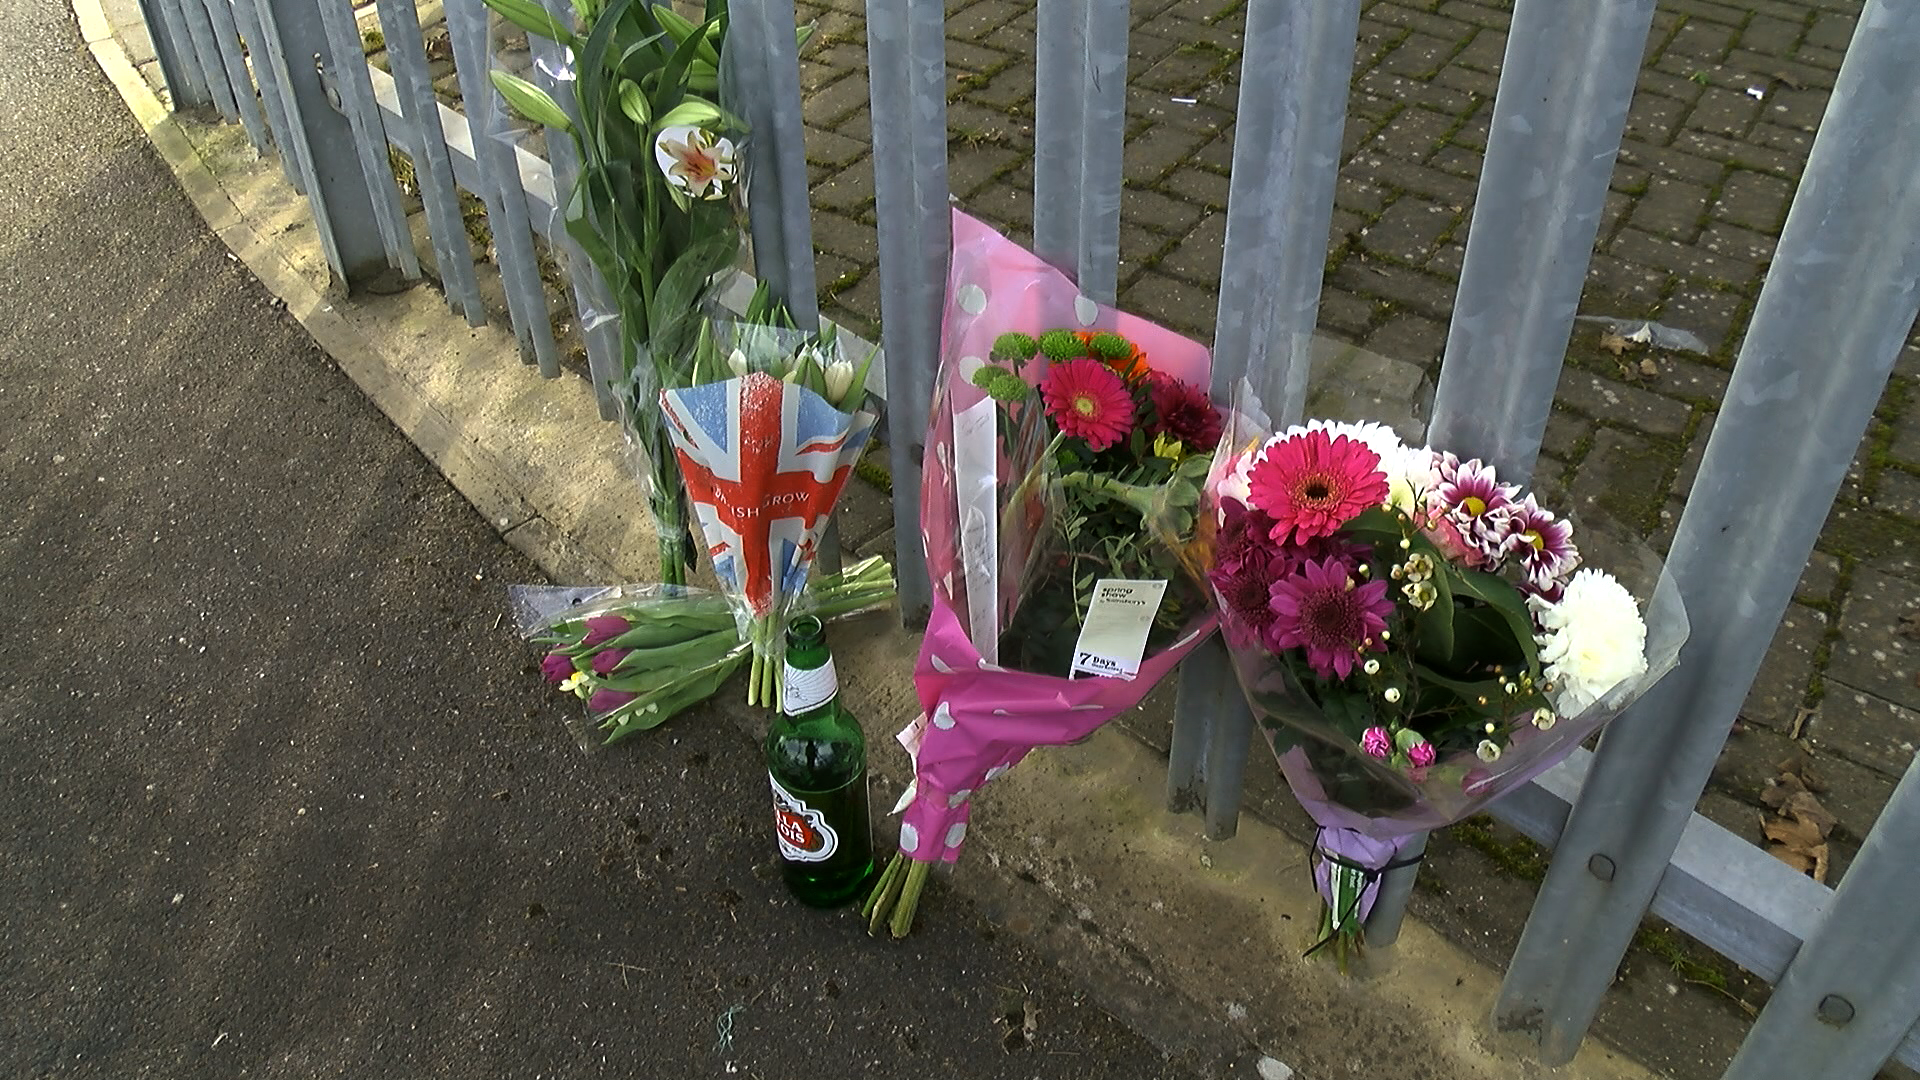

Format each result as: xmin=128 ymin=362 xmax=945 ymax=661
xmin=1827 ymin=567 xmax=1920 ymax=715
xmin=1808 ymin=685 xmax=1920 ymax=781
xmin=1567 ymin=426 xmax=1675 ymax=537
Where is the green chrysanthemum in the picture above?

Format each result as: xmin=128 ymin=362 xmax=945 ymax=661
xmin=990 ymin=332 xmax=1039 ymax=363
xmin=1037 ymin=329 xmax=1083 ymax=362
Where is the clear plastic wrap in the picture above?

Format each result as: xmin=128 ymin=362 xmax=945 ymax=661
xmin=512 ymin=555 xmax=896 ymax=752
xmin=1154 ymin=383 xmax=1690 ymax=953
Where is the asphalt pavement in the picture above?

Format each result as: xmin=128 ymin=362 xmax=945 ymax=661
xmin=0 ymin=4 xmax=1206 ymax=1077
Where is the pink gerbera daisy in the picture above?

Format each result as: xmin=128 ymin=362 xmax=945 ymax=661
xmin=1039 ymin=358 xmax=1134 ymax=451
xmin=1245 ymin=430 xmax=1388 ymax=544
xmin=1502 ymin=495 xmax=1578 ymax=589
xmin=1266 ymin=556 xmax=1393 ymax=680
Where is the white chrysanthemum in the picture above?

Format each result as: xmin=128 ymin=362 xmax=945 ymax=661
xmin=1529 ymin=569 xmax=1649 ymax=716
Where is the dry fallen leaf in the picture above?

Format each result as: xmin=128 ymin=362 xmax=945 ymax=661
xmin=1900 ymin=609 xmax=1920 ymax=641
xmin=1598 ymin=331 xmax=1635 ymax=356
xmin=1639 ymin=357 xmax=1660 ymax=378
xmin=1760 ymin=758 xmax=1837 ymax=883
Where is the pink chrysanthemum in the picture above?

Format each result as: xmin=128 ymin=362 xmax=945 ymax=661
xmin=1146 ymin=372 xmax=1223 ymax=452
xmin=1246 ymin=430 xmax=1388 ymax=545
xmin=1408 ymin=741 xmax=1437 ymax=769
xmin=1039 ymin=358 xmax=1134 ymax=451
xmin=1425 ymin=456 xmax=1519 ymax=563
xmin=1265 ymin=556 xmax=1393 ymax=680
xmin=1361 ymin=726 xmax=1392 ymax=758
xmin=1503 ymin=495 xmax=1579 ymax=589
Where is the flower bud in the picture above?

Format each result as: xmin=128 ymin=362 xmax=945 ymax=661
xmin=1476 ymin=739 xmax=1502 ymax=763
xmin=727 ymin=348 xmax=749 ymax=377
xmin=1383 ymin=687 xmax=1402 ymax=704
xmin=541 ymin=651 xmax=575 ymax=685
xmin=582 ymin=615 xmax=631 ymax=647
xmin=823 ymin=357 xmax=856 ymax=404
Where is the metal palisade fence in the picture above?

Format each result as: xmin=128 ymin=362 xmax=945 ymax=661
xmin=134 ymin=0 xmax=1920 ymax=1074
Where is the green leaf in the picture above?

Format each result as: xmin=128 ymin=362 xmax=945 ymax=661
xmin=489 ymin=71 xmax=573 ymax=133
xmin=481 ymin=0 xmax=574 ymax=43
xmin=1339 ymin=506 xmax=1407 ymax=546
xmin=1453 ymin=569 xmax=1541 ymax=673
xmin=651 ymin=3 xmax=723 ymax=66
xmin=1410 ymin=663 xmax=1508 ymax=715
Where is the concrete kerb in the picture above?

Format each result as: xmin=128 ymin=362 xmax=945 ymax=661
xmin=75 ymin=5 xmax=1669 ymax=1077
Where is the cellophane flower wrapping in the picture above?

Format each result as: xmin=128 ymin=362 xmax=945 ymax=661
xmin=510 ymin=555 xmax=896 ymax=752
xmin=1161 ymin=384 xmax=1689 ymax=942
xmin=510 ymin=583 xmax=749 ymax=751
xmin=896 ymin=211 xmax=1220 ymax=866
xmin=656 ymin=320 xmax=877 ymax=699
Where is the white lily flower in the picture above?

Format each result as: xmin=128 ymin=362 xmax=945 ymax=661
xmin=653 ymin=125 xmax=737 ymax=200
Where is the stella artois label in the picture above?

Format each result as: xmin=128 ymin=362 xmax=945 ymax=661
xmin=770 ymin=773 xmax=838 ymax=862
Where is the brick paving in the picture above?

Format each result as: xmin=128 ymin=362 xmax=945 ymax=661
xmin=791 ymin=0 xmax=1920 ymax=879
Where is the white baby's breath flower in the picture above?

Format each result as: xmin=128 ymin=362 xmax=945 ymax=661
xmin=1529 ymin=568 xmax=1649 ymax=716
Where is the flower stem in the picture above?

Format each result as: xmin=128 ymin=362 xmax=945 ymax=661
xmin=865 ymin=853 xmax=908 ymax=936
xmin=861 ymin=854 xmax=903 ymax=922
xmin=889 ymin=859 xmax=931 ymax=939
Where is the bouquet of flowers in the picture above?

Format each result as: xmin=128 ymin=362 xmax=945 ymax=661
xmin=862 ymin=212 xmax=1219 ymax=937
xmin=485 ymin=0 xmax=813 ymax=583
xmin=658 ymin=293 xmax=879 ymax=708
xmin=1171 ymin=394 xmax=1687 ymax=961
xmin=511 ymin=555 xmax=896 ymax=750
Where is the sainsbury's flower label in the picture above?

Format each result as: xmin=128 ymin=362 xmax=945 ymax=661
xmin=1070 ymin=579 xmax=1167 ymax=680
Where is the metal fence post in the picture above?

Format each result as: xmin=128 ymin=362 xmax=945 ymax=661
xmin=1493 ymin=1 xmax=1920 ymax=1061
xmin=173 ymin=0 xmax=240 ymax=119
xmin=136 ymin=0 xmax=208 ymax=108
xmin=148 ymin=0 xmax=214 ymax=106
xmin=313 ymin=0 xmax=420 ymax=278
xmin=1721 ymin=758 xmax=1920 ymax=1080
xmin=374 ymin=0 xmax=488 ymax=322
xmin=447 ymin=0 xmax=561 ymax=373
xmin=254 ymin=0 xmax=393 ymax=287
xmin=1363 ymin=0 xmax=1658 ymax=948
xmin=1032 ymin=0 xmax=1127 ymax=304
xmin=729 ymin=0 xmax=844 ymax=572
xmin=529 ymin=0 xmax=623 ymax=418
xmin=865 ymin=0 xmax=948 ymax=629
xmin=1164 ymin=0 xmax=1359 ymax=836
xmin=1426 ymin=0 xmax=1657 ymax=489
xmin=729 ymin=0 xmax=820 ymax=334
xmin=227 ymin=0 xmax=306 ymax=193
xmin=194 ymin=0 xmax=270 ymax=150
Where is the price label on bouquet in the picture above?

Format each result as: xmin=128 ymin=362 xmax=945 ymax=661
xmin=1071 ymin=579 xmax=1168 ymax=680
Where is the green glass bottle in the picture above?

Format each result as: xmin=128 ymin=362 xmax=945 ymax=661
xmin=765 ymin=615 xmax=875 ymax=906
